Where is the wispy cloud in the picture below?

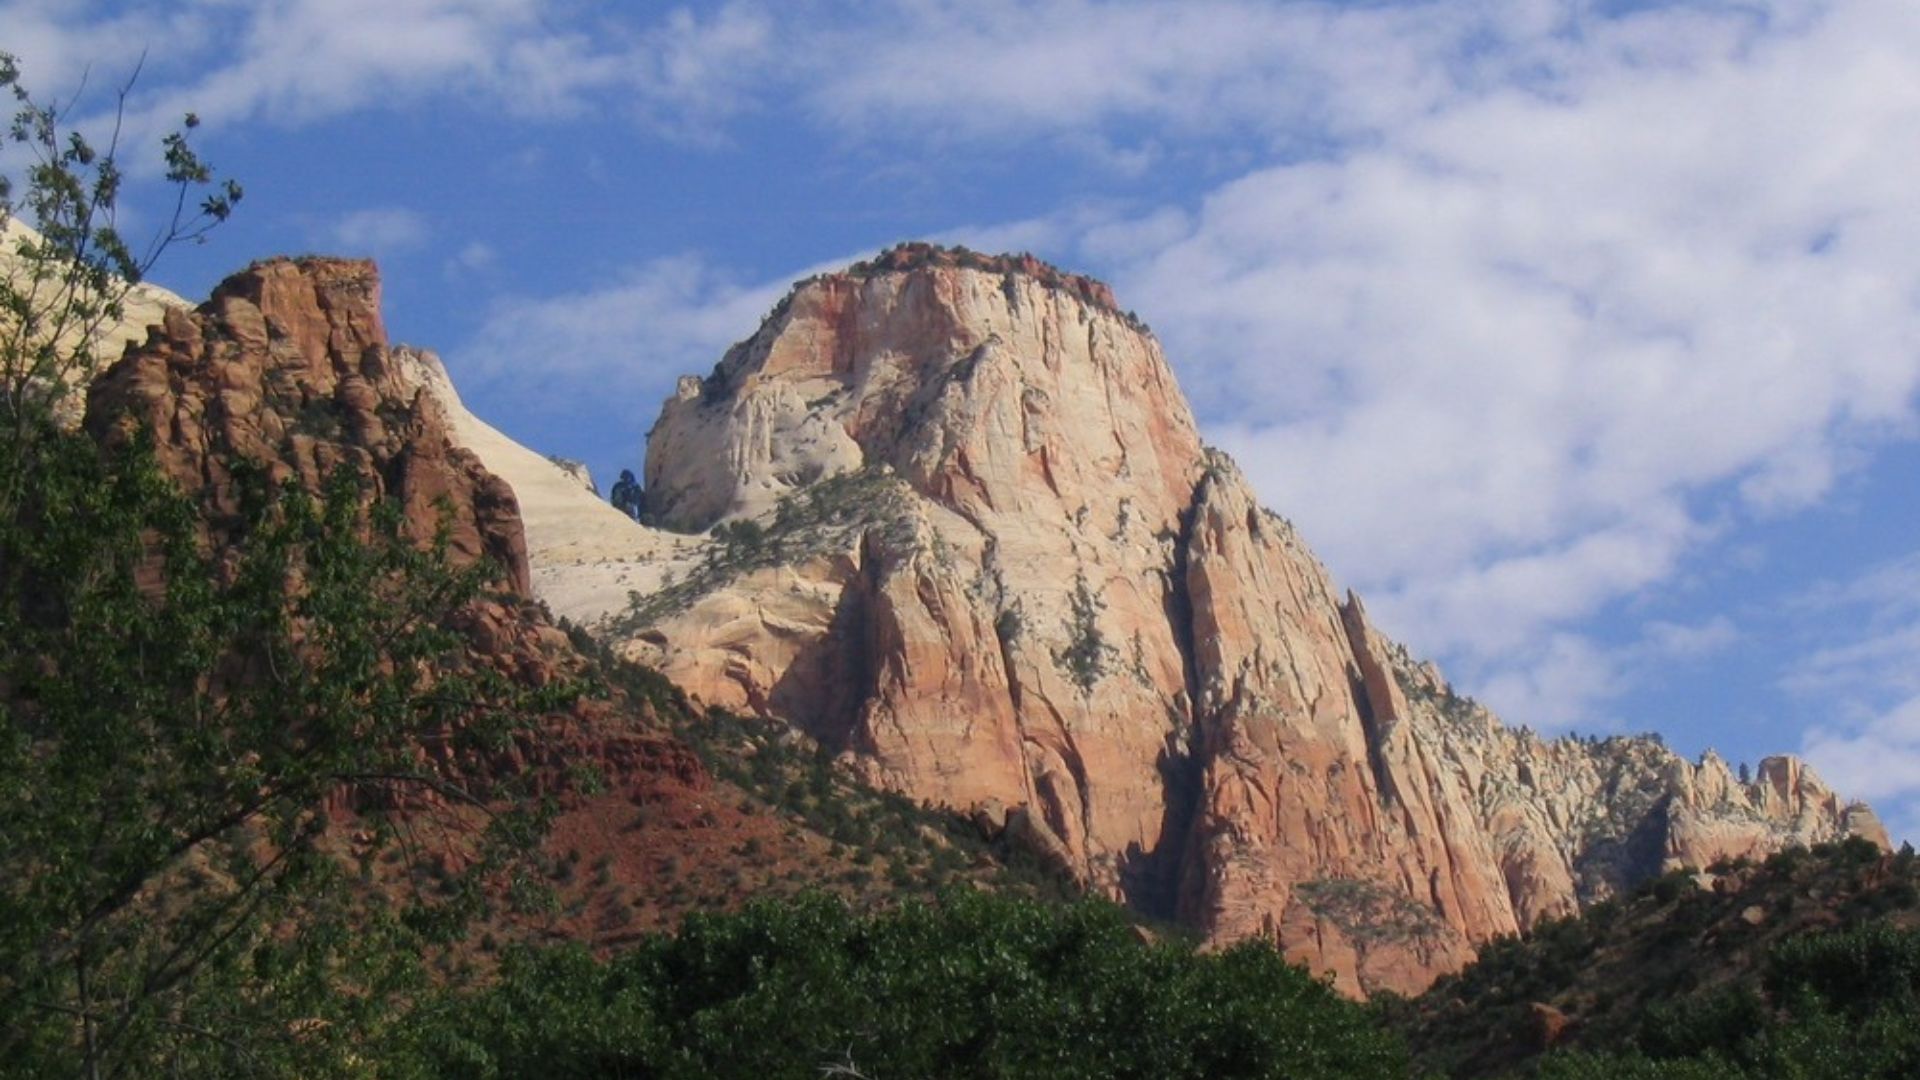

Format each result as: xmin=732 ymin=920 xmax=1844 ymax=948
xmin=14 ymin=1 xmax=783 ymax=155
xmin=1472 ymin=632 xmax=1622 ymax=736
xmin=798 ymin=0 xmax=1478 ymax=151
xmin=443 ymin=240 xmax=496 ymax=279
xmin=1787 ymin=553 xmax=1920 ymax=842
xmin=323 ymin=207 xmax=429 ymax=257
xmin=451 ymin=253 xmax=790 ymax=415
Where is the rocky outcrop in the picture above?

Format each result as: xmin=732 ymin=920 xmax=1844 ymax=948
xmin=586 ymin=244 xmax=1883 ymax=995
xmin=84 ymin=257 xmax=530 ymax=597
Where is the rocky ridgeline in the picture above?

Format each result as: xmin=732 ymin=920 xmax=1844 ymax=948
xmin=565 ymin=244 xmax=1880 ymax=995
xmin=844 ymin=242 xmax=1130 ymax=321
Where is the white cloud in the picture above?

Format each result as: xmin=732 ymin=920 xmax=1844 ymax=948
xmin=1790 ymin=551 xmax=1920 ymax=625
xmin=451 ymin=254 xmax=789 ymax=415
xmin=1787 ymin=554 xmax=1920 ymax=842
xmin=1803 ymin=699 xmax=1920 ymax=803
xmin=1803 ymin=693 xmax=1920 ymax=845
xmin=1472 ymin=633 xmax=1620 ymax=736
xmin=444 ymin=240 xmax=496 ymax=277
xmin=323 ymin=207 xmax=429 ymax=256
xmin=800 ymin=0 xmax=1478 ymax=150
xmin=0 ymin=2 xmax=206 ymax=96
xmin=1438 ymin=611 xmax=1743 ymax=736
xmin=8 ymin=1 xmax=783 ymax=155
xmin=1786 ymin=624 xmax=1920 ymax=701
xmin=623 ymin=5 xmax=776 ymax=138
xmin=121 ymin=1 xmax=546 ymax=132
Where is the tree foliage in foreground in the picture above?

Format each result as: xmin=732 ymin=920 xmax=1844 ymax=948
xmin=0 ymin=49 xmax=238 ymax=451
xmin=395 ymin=889 xmax=1409 ymax=1080
xmin=0 ymin=52 xmax=557 ymax=1078
xmin=0 ymin=418 xmax=559 ymax=1078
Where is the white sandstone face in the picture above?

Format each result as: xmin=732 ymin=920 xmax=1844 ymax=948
xmin=390 ymin=345 xmax=710 ymax=627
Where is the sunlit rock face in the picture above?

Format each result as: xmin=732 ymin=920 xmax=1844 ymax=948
xmin=491 ymin=244 xmax=1884 ymax=996
xmin=84 ymin=256 xmax=527 ymax=593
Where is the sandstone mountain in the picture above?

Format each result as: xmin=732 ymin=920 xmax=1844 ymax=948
xmin=479 ymin=243 xmax=1883 ymax=995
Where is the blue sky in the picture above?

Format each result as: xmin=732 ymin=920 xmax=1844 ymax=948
xmin=10 ymin=0 xmax=1920 ymax=841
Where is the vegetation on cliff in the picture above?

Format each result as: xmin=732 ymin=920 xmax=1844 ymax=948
xmin=611 ymin=465 xmax=914 ymax=632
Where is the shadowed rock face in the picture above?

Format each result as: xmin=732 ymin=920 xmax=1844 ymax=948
xmin=614 ymin=246 xmax=1885 ymax=995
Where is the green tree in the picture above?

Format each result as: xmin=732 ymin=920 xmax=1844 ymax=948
xmin=0 ymin=50 xmax=238 ymax=471
xmin=0 ymin=55 xmax=554 ymax=1078
xmin=1533 ymin=923 xmax=1920 ymax=1080
xmin=398 ymin=890 xmax=1409 ymax=1079
xmin=0 ymin=418 xmax=565 ymax=1078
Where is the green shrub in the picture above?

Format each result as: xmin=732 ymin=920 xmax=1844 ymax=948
xmin=396 ymin=891 xmax=1408 ymax=1079
xmin=1767 ymin=921 xmax=1920 ymax=1018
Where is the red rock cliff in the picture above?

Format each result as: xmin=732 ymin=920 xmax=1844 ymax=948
xmin=612 ymin=246 xmax=1883 ymax=995
xmin=84 ymin=257 xmax=528 ymax=595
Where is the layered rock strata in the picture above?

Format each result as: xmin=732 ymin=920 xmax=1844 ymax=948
xmin=587 ymin=244 xmax=1883 ymax=995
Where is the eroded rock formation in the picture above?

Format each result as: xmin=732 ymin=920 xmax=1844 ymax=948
xmin=85 ymin=257 xmax=530 ymax=596
xmin=78 ymin=256 xmax=670 ymax=806
xmin=573 ymin=244 xmax=1884 ymax=995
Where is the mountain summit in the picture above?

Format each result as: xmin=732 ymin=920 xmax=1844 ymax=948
xmin=447 ymin=244 xmax=1881 ymax=995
